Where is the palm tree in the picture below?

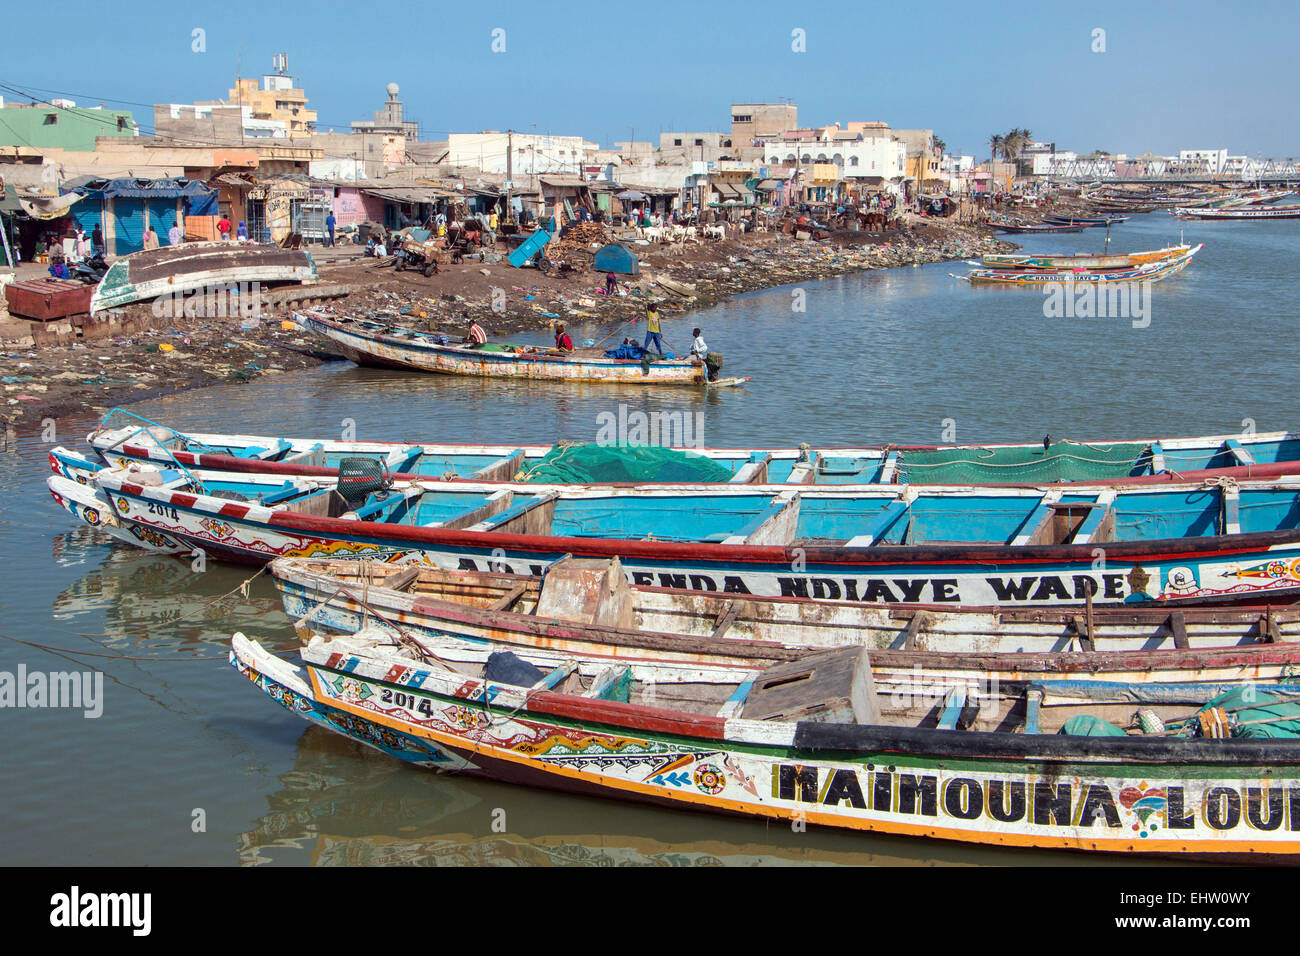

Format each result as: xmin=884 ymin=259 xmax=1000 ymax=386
xmin=989 ymin=133 xmax=1005 ymax=165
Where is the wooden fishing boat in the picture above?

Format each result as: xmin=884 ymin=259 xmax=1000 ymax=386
xmin=968 ymin=245 xmax=1201 ymax=285
xmin=270 ymin=555 xmax=1300 ymax=662
xmin=991 ymin=222 xmax=1087 ymax=234
xmin=89 ymin=241 xmax=317 ymax=313
xmin=1171 ymin=204 xmax=1300 ymax=221
xmin=75 ymin=408 xmax=1300 ymax=488
xmin=293 ymin=309 xmax=713 ymax=386
xmin=981 ymin=243 xmax=1189 ymax=271
xmin=1042 ymin=215 xmax=1129 ymax=227
xmin=47 ymin=460 xmax=1300 ymax=608
xmin=231 ymin=630 xmax=1300 ymax=859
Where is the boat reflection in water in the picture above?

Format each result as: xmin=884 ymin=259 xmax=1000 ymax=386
xmin=236 ymin=729 xmax=1172 ymax=868
xmin=50 ymin=531 xmax=285 ymax=653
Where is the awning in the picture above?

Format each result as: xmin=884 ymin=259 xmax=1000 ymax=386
xmin=74 ymin=177 xmax=214 ymax=200
xmin=15 ymin=192 xmax=83 ymax=220
xmin=359 ymin=186 xmax=448 ymax=204
xmin=615 ymin=189 xmax=647 ymax=200
xmin=713 ymin=182 xmax=753 ymax=200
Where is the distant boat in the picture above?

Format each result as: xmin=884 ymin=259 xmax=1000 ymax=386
xmin=992 ymin=222 xmax=1088 ymax=234
xmin=981 ymin=243 xmax=1190 ymax=271
xmin=1043 ymin=215 xmax=1129 ymax=227
xmin=1171 ymin=204 xmax=1300 ymax=221
xmin=90 ymin=241 xmax=317 ymax=313
xmin=969 ymin=244 xmax=1202 ymax=284
xmin=293 ymin=309 xmax=725 ymax=386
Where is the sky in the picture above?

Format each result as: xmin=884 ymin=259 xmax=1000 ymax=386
xmin=2 ymin=0 xmax=1297 ymax=157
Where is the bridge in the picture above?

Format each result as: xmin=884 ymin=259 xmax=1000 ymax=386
xmin=1045 ymin=159 xmax=1300 ymax=185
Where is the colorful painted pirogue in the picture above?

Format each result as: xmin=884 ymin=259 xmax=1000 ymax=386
xmin=1171 ymin=204 xmax=1300 ymax=221
xmin=980 ymin=243 xmax=1190 ymax=271
xmin=77 ymin=408 xmax=1300 ymax=487
xmin=231 ymin=628 xmax=1300 ymax=860
xmin=46 ymin=456 xmax=1300 ymax=608
xmin=270 ymin=555 xmax=1300 ymax=672
xmin=292 ymin=309 xmax=733 ymax=386
xmin=968 ymin=245 xmax=1202 ymax=285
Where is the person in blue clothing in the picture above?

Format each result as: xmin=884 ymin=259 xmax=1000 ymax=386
xmin=325 ymin=211 xmax=336 ymax=247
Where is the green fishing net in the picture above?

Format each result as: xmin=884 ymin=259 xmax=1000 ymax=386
xmin=897 ymin=441 xmax=1150 ymax=484
xmin=516 ymin=443 xmax=736 ymax=484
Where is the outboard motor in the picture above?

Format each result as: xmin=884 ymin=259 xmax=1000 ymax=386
xmin=337 ymin=457 xmax=392 ymax=509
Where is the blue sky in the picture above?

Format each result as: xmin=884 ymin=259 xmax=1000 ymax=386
xmin=3 ymin=0 xmax=1297 ymax=156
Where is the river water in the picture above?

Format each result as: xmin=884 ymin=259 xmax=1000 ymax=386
xmin=2 ymin=212 xmax=1295 ymax=865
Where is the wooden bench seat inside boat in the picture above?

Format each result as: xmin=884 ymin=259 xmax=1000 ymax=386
xmin=275 ymin=488 xmax=350 ymax=518
xmin=741 ymin=646 xmax=878 ymax=724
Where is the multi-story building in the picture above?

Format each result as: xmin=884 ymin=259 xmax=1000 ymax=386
xmin=730 ymin=103 xmax=797 ymax=146
xmin=0 ymin=99 xmax=137 ymax=151
xmin=446 ymin=131 xmax=599 ymax=178
xmin=760 ymin=125 xmax=906 ymax=189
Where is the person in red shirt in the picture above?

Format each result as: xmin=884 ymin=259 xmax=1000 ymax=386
xmin=554 ymin=323 xmax=573 ymax=352
xmin=217 ymin=216 xmax=232 ymax=240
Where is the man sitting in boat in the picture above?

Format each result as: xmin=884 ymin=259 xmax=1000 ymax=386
xmin=464 ymin=320 xmax=487 ymax=347
xmin=554 ymin=323 xmax=574 ymax=352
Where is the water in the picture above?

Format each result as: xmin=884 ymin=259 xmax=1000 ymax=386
xmin=2 ymin=212 xmax=1293 ymax=865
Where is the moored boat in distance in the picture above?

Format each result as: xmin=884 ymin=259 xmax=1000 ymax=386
xmin=968 ymin=244 xmax=1202 ymax=285
xmin=293 ymin=308 xmax=724 ymax=386
xmin=90 ymin=241 xmax=318 ymax=313
xmin=1171 ymin=203 xmax=1300 ymax=221
xmin=981 ymin=243 xmax=1190 ymax=271
xmin=231 ymin=629 xmax=1300 ymax=860
xmin=991 ymin=221 xmax=1088 ymax=234
xmin=1042 ymin=215 xmax=1129 ymax=227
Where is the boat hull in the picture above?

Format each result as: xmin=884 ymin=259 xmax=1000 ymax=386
xmin=232 ymin=636 xmax=1300 ymax=860
xmin=90 ymin=241 xmax=317 ymax=312
xmin=59 ymin=469 xmax=1300 ymax=608
xmin=296 ymin=310 xmax=706 ymax=385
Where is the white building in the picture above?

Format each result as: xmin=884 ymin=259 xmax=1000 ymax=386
xmin=1178 ymin=149 xmax=1229 ymax=173
xmin=761 ymin=130 xmax=905 ymax=183
xmin=446 ymin=131 xmax=600 ymax=177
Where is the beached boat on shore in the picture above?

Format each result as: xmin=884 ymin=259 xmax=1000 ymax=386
xmin=47 ymin=459 xmax=1300 ymax=607
xmin=231 ymin=630 xmax=1300 ymax=860
xmin=90 ymin=241 xmax=317 ymax=313
xmin=968 ymin=245 xmax=1201 ymax=285
xmin=980 ymin=243 xmax=1190 ymax=271
xmin=76 ymin=408 xmax=1300 ymax=488
xmin=293 ymin=308 xmax=729 ymax=386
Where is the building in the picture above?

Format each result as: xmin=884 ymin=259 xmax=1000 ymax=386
xmin=730 ymin=103 xmax=798 ymax=146
xmin=350 ymin=83 xmax=419 ymax=138
xmin=0 ymin=100 xmax=137 ymax=151
xmin=197 ymin=57 xmax=316 ymax=140
xmin=760 ymin=125 xmax=905 ymax=192
xmin=1178 ymin=149 xmax=1229 ymax=174
xmin=154 ymin=103 xmax=290 ymax=144
xmin=658 ymin=131 xmax=734 ymax=164
xmin=445 ymin=132 xmax=598 ymax=178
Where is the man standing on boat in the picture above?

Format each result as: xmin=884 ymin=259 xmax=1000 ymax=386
xmin=643 ymin=302 xmax=663 ymax=354
xmin=554 ymin=323 xmax=574 ymax=352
